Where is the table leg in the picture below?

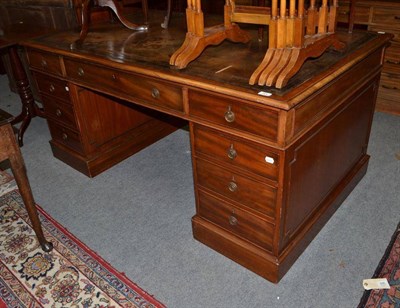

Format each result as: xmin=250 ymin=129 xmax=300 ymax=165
xmin=9 ymin=46 xmax=44 ymax=147
xmin=161 ymin=0 xmax=172 ymax=29
xmin=2 ymin=124 xmax=53 ymax=252
xmin=73 ymin=0 xmax=148 ymax=47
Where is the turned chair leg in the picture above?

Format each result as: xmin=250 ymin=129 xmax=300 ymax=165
xmin=0 ymin=124 xmax=53 ymax=252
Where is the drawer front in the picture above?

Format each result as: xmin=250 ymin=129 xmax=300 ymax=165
xmin=34 ymin=73 xmax=71 ymax=102
xmin=47 ymin=121 xmax=84 ymax=154
xmin=64 ymin=59 xmax=183 ymax=112
xmin=193 ymin=126 xmax=279 ymax=181
xmin=385 ymin=42 xmax=400 ymax=64
xmin=378 ymin=74 xmax=400 ymax=102
xmin=337 ymin=3 xmax=370 ymax=24
xmin=196 ymin=159 xmax=277 ymax=219
xmin=372 ymin=8 xmax=400 ymax=27
xmin=197 ymin=190 xmax=274 ymax=252
xmin=27 ymin=49 xmax=63 ymax=76
xmin=42 ymin=97 xmax=77 ymax=129
xmin=189 ymin=89 xmax=279 ymax=142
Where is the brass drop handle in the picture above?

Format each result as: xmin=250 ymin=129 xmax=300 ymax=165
xmin=62 ymin=133 xmax=68 ymax=141
xmin=227 ymin=144 xmax=237 ymax=160
xmin=224 ymin=105 xmax=235 ymax=123
xmin=49 ymin=84 xmax=55 ymax=93
xmin=41 ymin=59 xmax=48 ymax=68
xmin=382 ymin=85 xmax=398 ymax=90
xmin=228 ymin=181 xmax=238 ymax=192
xmin=229 ymin=215 xmax=238 ymax=226
xmin=387 ymin=60 xmax=400 ymax=65
xmin=77 ymin=67 xmax=85 ymax=77
xmin=151 ymin=87 xmax=160 ymax=99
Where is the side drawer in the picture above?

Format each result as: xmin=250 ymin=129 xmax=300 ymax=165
xmin=371 ymin=7 xmax=400 ymax=27
xmin=385 ymin=41 xmax=400 ymax=62
xmin=336 ymin=3 xmax=370 ymax=24
xmin=377 ymin=73 xmax=400 ymax=114
xmin=34 ymin=73 xmax=71 ymax=103
xmin=197 ymin=190 xmax=274 ymax=252
xmin=42 ymin=96 xmax=78 ymax=129
xmin=193 ymin=125 xmax=279 ymax=182
xmin=196 ymin=159 xmax=277 ymax=219
xmin=47 ymin=121 xmax=84 ymax=154
xmin=189 ymin=89 xmax=279 ymax=142
xmin=26 ymin=49 xmax=63 ymax=76
xmin=64 ymin=59 xmax=184 ymax=112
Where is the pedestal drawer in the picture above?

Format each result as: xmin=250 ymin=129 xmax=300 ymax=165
xmin=193 ymin=126 xmax=279 ymax=182
xmin=196 ymin=159 xmax=277 ymax=219
xmin=27 ymin=49 xmax=63 ymax=76
xmin=34 ymin=73 xmax=71 ymax=103
xmin=42 ymin=97 xmax=77 ymax=129
xmin=47 ymin=121 xmax=84 ymax=154
xmin=189 ymin=89 xmax=279 ymax=142
xmin=197 ymin=190 xmax=274 ymax=252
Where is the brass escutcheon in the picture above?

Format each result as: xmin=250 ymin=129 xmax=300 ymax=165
xmin=40 ymin=59 xmax=47 ymax=68
xmin=151 ymin=88 xmax=160 ymax=99
xmin=229 ymin=215 xmax=238 ymax=226
xmin=228 ymin=181 xmax=238 ymax=192
xmin=56 ymin=109 xmax=62 ymax=117
xmin=227 ymin=144 xmax=237 ymax=160
xmin=224 ymin=105 xmax=235 ymax=123
xmin=77 ymin=67 xmax=85 ymax=77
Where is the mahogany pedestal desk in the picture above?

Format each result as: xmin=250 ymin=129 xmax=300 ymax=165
xmin=21 ymin=18 xmax=391 ymax=282
xmin=0 ymin=109 xmax=52 ymax=252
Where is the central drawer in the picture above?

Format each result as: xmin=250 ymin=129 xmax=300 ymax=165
xmin=64 ymin=58 xmax=184 ymax=112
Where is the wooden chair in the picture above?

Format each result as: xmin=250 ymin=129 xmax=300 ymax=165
xmin=170 ymin=0 xmax=347 ymax=88
xmin=0 ymin=111 xmax=52 ymax=252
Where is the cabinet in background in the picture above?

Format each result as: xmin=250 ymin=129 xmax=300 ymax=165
xmin=338 ymin=0 xmax=400 ymax=115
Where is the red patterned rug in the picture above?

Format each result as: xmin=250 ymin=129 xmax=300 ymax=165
xmin=0 ymin=170 xmax=165 ymax=307
xmin=358 ymin=221 xmax=400 ymax=307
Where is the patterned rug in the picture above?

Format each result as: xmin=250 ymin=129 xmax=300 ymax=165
xmin=0 ymin=170 xmax=165 ymax=307
xmin=358 ymin=221 xmax=400 ymax=307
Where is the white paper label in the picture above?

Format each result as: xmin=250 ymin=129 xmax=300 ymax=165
xmin=258 ymin=91 xmax=272 ymax=97
xmin=363 ymin=278 xmax=390 ymax=290
xmin=265 ymin=156 xmax=275 ymax=164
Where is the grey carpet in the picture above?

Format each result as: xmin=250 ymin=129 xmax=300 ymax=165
xmin=0 ymin=74 xmax=399 ymax=307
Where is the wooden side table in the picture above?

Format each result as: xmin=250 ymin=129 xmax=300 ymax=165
xmin=0 ymin=110 xmax=52 ymax=252
xmin=0 ymin=26 xmax=46 ymax=147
